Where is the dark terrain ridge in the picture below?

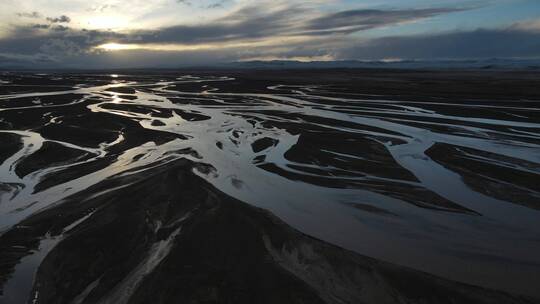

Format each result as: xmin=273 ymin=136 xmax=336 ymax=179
xmin=0 ymin=69 xmax=539 ymax=303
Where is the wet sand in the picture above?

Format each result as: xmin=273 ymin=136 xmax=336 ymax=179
xmin=0 ymin=69 xmax=539 ymax=303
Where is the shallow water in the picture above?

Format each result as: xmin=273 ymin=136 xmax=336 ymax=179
xmin=1 ymin=72 xmax=539 ymax=300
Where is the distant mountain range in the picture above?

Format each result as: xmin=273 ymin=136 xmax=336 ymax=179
xmin=2 ymin=58 xmax=540 ymax=71
xmin=221 ymin=58 xmax=540 ymax=70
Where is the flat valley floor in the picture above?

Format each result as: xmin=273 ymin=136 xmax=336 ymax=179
xmin=0 ymin=69 xmax=539 ymax=303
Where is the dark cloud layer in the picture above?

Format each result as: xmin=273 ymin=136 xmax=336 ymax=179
xmin=5 ymin=5 xmax=460 ymax=55
xmin=1 ymin=4 xmax=539 ymax=68
xmin=305 ymin=8 xmax=463 ymax=34
xmin=338 ymin=28 xmax=540 ymax=60
xmin=0 ymin=26 xmax=124 ymax=58
xmin=118 ymin=6 xmax=464 ymax=45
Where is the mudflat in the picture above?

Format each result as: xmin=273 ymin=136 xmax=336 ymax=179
xmin=0 ymin=69 xmax=539 ymax=303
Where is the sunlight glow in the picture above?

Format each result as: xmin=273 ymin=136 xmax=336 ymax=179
xmin=95 ymin=36 xmax=320 ymax=53
xmin=98 ymin=43 xmax=139 ymax=51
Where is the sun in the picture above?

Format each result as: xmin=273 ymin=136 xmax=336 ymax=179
xmin=97 ymin=43 xmax=137 ymax=51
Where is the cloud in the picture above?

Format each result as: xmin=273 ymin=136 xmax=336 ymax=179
xmin=125 ymin=5 xmax=305 ymax=45
xmin=39 ymin=38 xmax=85 ymax=56
xmin=16 ymin=11 xmax=42 ymax=19
xmin=16 ymin=11 xmax=71 ymax=25
xmin=303 ymin=8 xmax=464 ymax=35
xmin=46 ymin=15 xmax=71 ymax=23
xmin=87 ymin=4 xmax=118 ymax=13
xmin=0 ymin=25 xmax=124 ymax=58
xmin=510 ymin=19 xmax=540 ymax=32
xmin=336 ymin=28 xmax=540 ymax=60
xmin=52 ymin=25 xmax=70 ymax=32
xmin=31 ymin=24 xmax=50 ymax=29
xmin=120 ymin=5 xmax=463 ymax=46
xmin=0 ymin=52 xmax=55 ymax=66
xmin=206 ymin=0 xmax=228 ymax=9
xmin=176 ymin=0 xmax=191 ymax=6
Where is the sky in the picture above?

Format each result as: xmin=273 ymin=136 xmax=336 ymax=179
xmin=0 ymin=0 xmax=539 ymax=68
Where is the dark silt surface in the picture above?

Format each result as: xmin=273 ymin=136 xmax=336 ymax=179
xmin=0 ymin=69 xmax=539 ymax=303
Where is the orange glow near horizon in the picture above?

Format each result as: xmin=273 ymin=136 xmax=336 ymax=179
xmin=95 ymin=36 xmax=323 ymax=53
xmin=97 ymin=43 xmax=139 ymax=51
